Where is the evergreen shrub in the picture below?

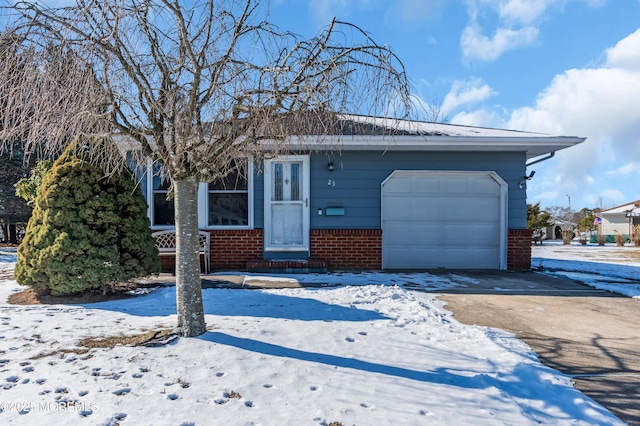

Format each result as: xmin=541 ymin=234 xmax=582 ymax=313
xmin=15 ymin=139 xmax=160 ymax=295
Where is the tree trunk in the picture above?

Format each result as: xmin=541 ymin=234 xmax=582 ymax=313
xmin=174 ymin=176 xmax=207 ymax=337
xmin=8 ymin=224 xmax=18 ymax=244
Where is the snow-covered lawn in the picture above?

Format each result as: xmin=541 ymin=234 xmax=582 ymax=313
xmin=532 ymin=240 xmax=640 ymax=298
xmin=0 ymin=246 xmax=629 ymax=425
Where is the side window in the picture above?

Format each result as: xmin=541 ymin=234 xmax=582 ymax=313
xmin=208 ymin=163 xmax=249 ymax=227
xmin=152 ymin=165 xmax=175 ymax=226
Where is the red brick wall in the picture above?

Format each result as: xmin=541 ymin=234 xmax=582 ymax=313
xmin=310 ymin=229 xmax=382 ymax=269
xmin=209 ymin=229 xmax=263 ymax=270
xmin=161 ymin=228 xmax=524 ymax=271
xmin=507 ymin=228 xmax=532 ymax=270
xmin=158 ymin=229 xmax=263 ymax=272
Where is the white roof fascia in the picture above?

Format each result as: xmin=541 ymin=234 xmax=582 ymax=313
xmin=274 ymin=135 xmax=586 ymax=159
xmin=600 ymin=200 xmax=640 ymax=215
xmin=113 ymin=127 xmax=586 ymax=160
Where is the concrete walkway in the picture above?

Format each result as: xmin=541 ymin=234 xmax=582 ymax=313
xmin=140 ymin=273 xmax=315 ymax=289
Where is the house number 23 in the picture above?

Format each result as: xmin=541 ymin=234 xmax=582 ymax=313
xmin=327 ymin=179 xmax=336 ymax=187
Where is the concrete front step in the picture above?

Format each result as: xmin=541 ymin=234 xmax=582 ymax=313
xmin=246 ymin=259 xmax=327 ymax=274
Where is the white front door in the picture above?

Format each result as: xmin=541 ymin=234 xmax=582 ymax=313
xmin=264 ymin=156 xmax=310 ymax=252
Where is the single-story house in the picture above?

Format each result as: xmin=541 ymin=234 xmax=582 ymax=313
xmin=138 ymin=115 xmax=585 ymax=271
xmin=597 ymin=200 xmax=640 ymax=238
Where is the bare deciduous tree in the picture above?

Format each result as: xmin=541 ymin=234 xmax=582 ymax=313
xmin=0 ymin=0 xmax=412 ymax=337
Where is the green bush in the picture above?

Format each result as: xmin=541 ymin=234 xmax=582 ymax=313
xmin=15 ymin=140 xmax=160 ymax=295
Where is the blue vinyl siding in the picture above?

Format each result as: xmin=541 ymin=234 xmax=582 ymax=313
xmin=254 ymin=150 xmax=528 ymax=230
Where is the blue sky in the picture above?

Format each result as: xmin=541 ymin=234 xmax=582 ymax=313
xmin=270 ymin=0 xmax=640 ymax=211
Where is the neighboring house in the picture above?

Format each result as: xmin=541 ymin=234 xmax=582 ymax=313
xmin=544 ymin=218 xmax=577 ymax=241
xmin=597 ymin=200 xmax=640 ymax=238
xmin=137 ymin=115 xmax=584 ymax=271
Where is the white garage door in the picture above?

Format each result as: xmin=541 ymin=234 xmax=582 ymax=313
xmin=382 ymin=171 xmax=506 ymax=269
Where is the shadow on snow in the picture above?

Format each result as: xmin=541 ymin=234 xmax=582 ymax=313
xmin=84 ymin=286 xmax=389 ymax=322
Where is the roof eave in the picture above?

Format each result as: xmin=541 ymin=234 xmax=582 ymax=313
xmin=277 ymin=135 xmax=586 ymax=159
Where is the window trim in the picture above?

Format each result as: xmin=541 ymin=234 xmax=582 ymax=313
xmin=148 ymin=161 xmax=175 ymax=230
xmin=144 ymin=159 xmax=254 ymax=231
xmin=200 ymin=160 xmax=254 ymax=230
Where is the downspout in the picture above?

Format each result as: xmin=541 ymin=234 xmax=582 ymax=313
xmin=526 ymin=151 xmax=555 ymax=167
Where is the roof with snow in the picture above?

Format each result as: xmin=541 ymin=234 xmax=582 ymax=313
xmin=600 ymin=200 xmax=640 ymax=216
xmin=286 ymin=114 xmax=586 ymax=160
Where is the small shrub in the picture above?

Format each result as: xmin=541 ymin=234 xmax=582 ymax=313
xmin=597 ymin=234 xmax=606 ymax=246
xmin=562 ymin=229 xmax=573 ymax=245
xmin=632 ymin=225 xmax=640 ymax=247
xmin=615 ymin=233 xmax=626 ymax=247
xmin=578 ymin=233 xmax=588 ymax=245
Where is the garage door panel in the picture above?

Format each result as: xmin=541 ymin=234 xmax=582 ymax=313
xmin=441 ymin=224 xmax=468 ymax=244
xmin=386 ymin=223 xmax=442 ymax=244
xmin=387 ymin=247 xmax=441 ymax=269
xmin=410 ymin=197 xmax=434 ymax=213
xmin=447 ymin=202 xmax=475 ymax=221
xmin=384 ymin=223 xmax=414 ymax=244
xmin=470 ymin=228 xmax=497 ymax=245
xmin=473 ymin=196 xmax=501 ymax=209
xmin=473 ymin=177 xmax=501 ymax=194
xmin=415 ymin=177 xmax=440 ymax=194
xmin=384 ymin=176 xmax=412 ymax=194
xmin=444 ymin=177 xmax=471 ymax=194
xmin=383 ymin=171 xmax=504 ymax=270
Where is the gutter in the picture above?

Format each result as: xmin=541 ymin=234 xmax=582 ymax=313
xmin=526 ymin=151 xmax=555 ymax=167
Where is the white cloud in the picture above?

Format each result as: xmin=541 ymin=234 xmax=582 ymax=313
xmin=456 ymin=29 xmax=640 ymax=208
xmin=497 ymin=0 xmax=557 ymax=25
xmin=461 ymin=0 xmax=606 ymax=62
xmin=605 ymin=162 xmax=640 ymax=177
xmin=584 ymin=174 xmax=595 ymax=185
xmin=450 ymin=108 xmax=501 ymax=127
xmin=509 ymin=67 xmax=640 ymax=154
xmin=460 ymin=24 xmax=538 ymax=61
xmin=508 ymin=63 xmax=640 ymax=206
xmin=460 ymin=0 xmax=548 ymax=62
xmin=599 ymin=189 xmax=626 ymax=204
xmin=442 ymin=78 xmax=496 ymax=114
xmin=606 ymin=28 xmax=640 ymax=71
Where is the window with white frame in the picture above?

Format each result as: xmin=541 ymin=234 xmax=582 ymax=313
xmin=151 ymin=164 xmax=175 ymax=226
xmin=207 ymin=162 xmax=250 ymax=227
xmin=137 ymin=158 xmax=252 ymax=229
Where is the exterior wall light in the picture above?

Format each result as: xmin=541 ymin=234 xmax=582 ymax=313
xmin=328 ymin=162 xmax=334 ymax=172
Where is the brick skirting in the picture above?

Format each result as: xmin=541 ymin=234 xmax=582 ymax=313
xmin=310 ymin=229 xmax=382 ymax=269
xmin=158 ymin=229 xmax=263 ymax=272
xmin=507 ymin=228 xmax=532 ymax=270
xmin=209 ymin=229 xmax=263 ymax=270
xmin=160 ymin=228 xmax=525 ymax=272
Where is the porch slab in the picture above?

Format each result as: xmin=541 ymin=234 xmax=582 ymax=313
xmin=135 ymin=272 xmax=320 ymax=289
